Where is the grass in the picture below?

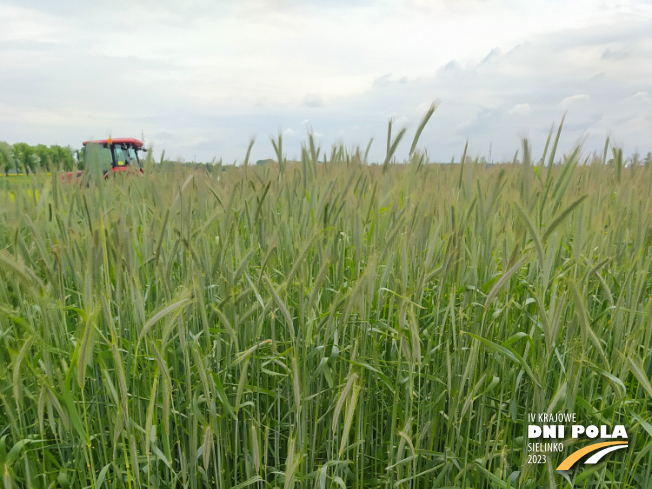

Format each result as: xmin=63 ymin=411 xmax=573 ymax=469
xmin=0 ymin=131 xmax=652 ymax=489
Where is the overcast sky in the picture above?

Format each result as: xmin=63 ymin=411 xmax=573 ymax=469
xmin=2 ymin=0 xmax=651 ymax=163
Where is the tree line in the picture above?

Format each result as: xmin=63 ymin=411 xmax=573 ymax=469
xmin=0 ymin=141 xmax=78 ymax=175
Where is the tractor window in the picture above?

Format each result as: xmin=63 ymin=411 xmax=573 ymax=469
xmin=114 ymin=145 xmax=126 ymax=166
xmin=112 ymin=145 xmax=139 ymax=167
xmin=84 ymin=143 xmax=112 ymax=172
xmin=125 ymin=147 xmax=139 ymax=167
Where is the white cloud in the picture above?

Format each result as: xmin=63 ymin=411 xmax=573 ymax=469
xmin=627 ymin=91 xmax=649 ymax=102
xmin=0 ymin=0 xmax=651 ymax=163
xmin=0 ymin=4 xmax=70 ymax=43
xmin=303 ymin=94 xmax=323 ymax=108
xmin=559 ymin=94 xmax=590 ymax=109
xmin=394 ymin=116 xmax=409 ymax=126
xmin=508 ymin=104 xmax=531 ymax=115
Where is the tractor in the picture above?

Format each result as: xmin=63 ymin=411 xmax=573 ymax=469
xmin=61 ymin=138 xmax=146 ymax=182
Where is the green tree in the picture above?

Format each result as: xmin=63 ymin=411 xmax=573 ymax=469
xmin=51 ymin=145 xmax=63 ymax=171
xmin=0 ymin=141 xmax=12 ymax=175
xmin=62 ymin=146 xmax=76 ymax=171
xmin=34 ymin=144 xmax=52 ymax=172
xmin=51 ymin=145 xmax=70 ymax=171
xmin=12 ymin=142 xmax=35 ymax=175
xmin=77 ymin=146 xmax=85 ymax=170
xmin=9 ymin=143 xmax=80 ymax=174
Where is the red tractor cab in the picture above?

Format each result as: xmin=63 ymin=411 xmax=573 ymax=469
xmin=62 ymin=138 xmax=146 ymax=182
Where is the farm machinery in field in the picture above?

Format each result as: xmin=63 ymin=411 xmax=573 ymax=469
xmin=61 ymin=138 xmax=146 ymax=182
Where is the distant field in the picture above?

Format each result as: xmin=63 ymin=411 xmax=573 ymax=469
xmin=0 ymin=141 xmax=651 ymax=488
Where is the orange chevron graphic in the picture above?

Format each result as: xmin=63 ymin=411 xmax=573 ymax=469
xmin=556 ymin=441 xmax=628 ymax=470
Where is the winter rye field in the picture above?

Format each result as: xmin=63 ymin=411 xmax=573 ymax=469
xmin=1 ymin=128 xmax=652 ymax=488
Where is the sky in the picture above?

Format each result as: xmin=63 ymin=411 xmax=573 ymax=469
xmin=1 ymin=0 xmax=652 ymax=164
